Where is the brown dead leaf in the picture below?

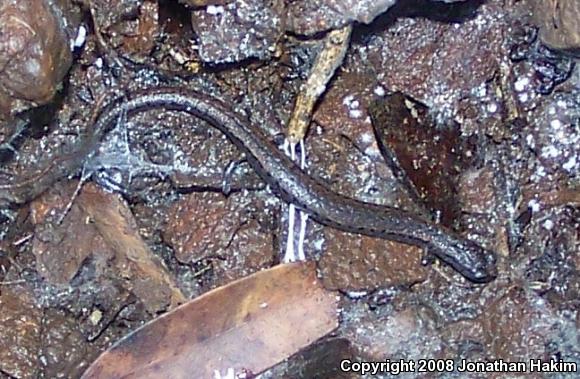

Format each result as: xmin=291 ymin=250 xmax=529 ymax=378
xmin=78 ymin=184 xmax=186 ymax=311
xmin=81 ymin=262 xmax=338 ymax=379
xmin=30 ymin=182 xmax=111 ymax=284
xmin=369 ymin=93 xmax=463 ymax=227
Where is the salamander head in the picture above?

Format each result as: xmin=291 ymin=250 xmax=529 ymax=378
xmin=432 ymin=238 xmax=498 ymax=283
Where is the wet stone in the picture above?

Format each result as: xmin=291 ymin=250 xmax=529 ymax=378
xmin=286 ymin=0 xmax=397 ymax=35
xmin=30 ymin=182 xmax=113 ymax=284
xmin=509 ymin=29 xmax=576 ymax=98
xmin=510 ymin=61 xmax=543 ymax=111
xmin=456 ymin=165 xmax=508 ymax=254
xmin=414 ymin=273 xmax=497 ymax=324
xmin=164 ymin=191 xmax=242 ymax=262
xmin=163 ymin=191 xmax=275 ymax=286
xmin=0 ymin=0 xmax=76 ymax=118
xmin=440 ymin=281 xmax=578 ymax=364
xmin=190 ymin=0 xmax=284 ymax=64
xmin=457 ymin=167 xmax=497 ymax=216
xmin=306 ymin=129 xmax=407 ymax=211
xmin=212 ymin=217 xmax=275 ymax=284
xmin=0 ymin=284 xmax=42 ymax=378
xmin=341 ymin=301 xmax=443 ymax=361
xmin=533 ymin=0 xmax=580 ymax=54
xmin=40 ymin=309 xmax=96 ymax=378
xmin=0 ymin=0 xmax=578 ymax=373
xmin=527 ymin=91 xmax=579 ymax=176
xmin=455 ymin=80 xmax=505 ymax=139
xmin=319 ymin=231 xmax=428 ymax=291
xmin=311 ymin=67 xmax=378 ymax=157
xmin=522 ymin=207 xmax=579 ymax=304
xmin=368 ymin=0 xmax=507 ymax=127
xmin=479 ymin=287 xmax=560 ymax=361
xmin=307 ymin=69 xmax=414 ymax=211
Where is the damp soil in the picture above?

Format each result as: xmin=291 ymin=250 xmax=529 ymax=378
xmin=0 ymin=0 xmax=578 ymax=378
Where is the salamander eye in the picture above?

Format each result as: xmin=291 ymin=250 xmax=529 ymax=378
xmin=485 ymin=251 xmax=497 ymax=266
xmin=452 ymin=241 xmax=498 ymax=283
xmin=471 ymin=250 xmax=498 ymax=283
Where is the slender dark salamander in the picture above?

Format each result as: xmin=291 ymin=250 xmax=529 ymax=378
xmin=1 ymin=87 xmax=497 ymax=283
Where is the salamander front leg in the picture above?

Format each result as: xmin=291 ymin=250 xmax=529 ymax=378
xmin=221 ymin=158 xmax=244 ymax=196
xmin=421 ymin=246 xmax=438 ymax=267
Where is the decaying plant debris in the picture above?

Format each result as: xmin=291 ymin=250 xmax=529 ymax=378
xmin=0 ymin=0 xmax=578 ymax=378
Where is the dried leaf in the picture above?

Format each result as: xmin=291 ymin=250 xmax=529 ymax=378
xmin=369 ymin=94 xmax=463 ymax=227
xmin=78 ymin=184 xmax=186 ymax=311
xmin=82 ymin=262 xmax=338 ymax=378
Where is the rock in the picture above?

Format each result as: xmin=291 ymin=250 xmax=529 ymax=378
xmin=0 ymin=0 xmax=77 ymax=119
xmin=533 ymin=0 xmax=580 ymax=55
xmin=190 ymin=0 xmax=284 ymax=64
xmin=287 ymin=0 xmax=397 ymax=35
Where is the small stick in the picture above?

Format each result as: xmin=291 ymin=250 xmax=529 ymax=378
xmin=287 ymin=25 xmax=352 ymax=146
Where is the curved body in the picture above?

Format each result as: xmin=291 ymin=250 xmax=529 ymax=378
xmin=91 ymin=88 xmax=497 ymax=283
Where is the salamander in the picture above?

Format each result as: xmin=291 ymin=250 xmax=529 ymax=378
xmin=0 ymin=87 xmax=498 ymax=282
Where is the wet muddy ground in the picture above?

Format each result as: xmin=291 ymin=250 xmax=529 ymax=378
xmin=0 ymin=0 xmax=578 ymax=378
